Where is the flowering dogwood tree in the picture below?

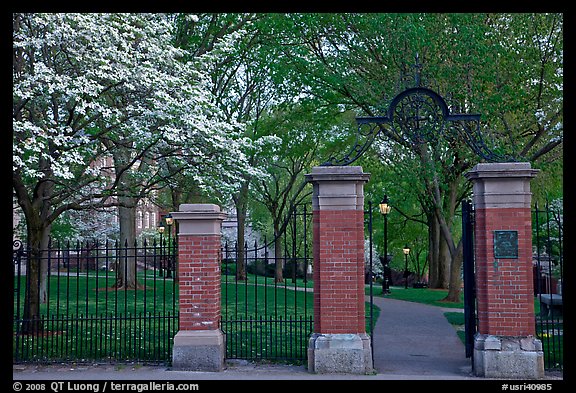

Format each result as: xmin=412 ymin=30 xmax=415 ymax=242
xmin=173 ymin=13 xmax=282 ymax=281
xmin=13 ymin=13 xmax=255 ymax=332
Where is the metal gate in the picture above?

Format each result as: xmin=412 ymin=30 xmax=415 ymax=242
xmin=461 ymin=199 xmax=477 ymax=361
xmin=220 ymin=204 xmax=314 ymax=363
xmin=533 ymin=200 xmax=563 ymax=371
xmin=364 ymin=201 xmax=378 ymax=364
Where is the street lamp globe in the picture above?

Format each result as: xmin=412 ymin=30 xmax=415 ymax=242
xmin=379 ymin=195 xmax=391 ymax=215
xmin=403 ymin=245 xmax=410 ymax=255
xmin=157 ymin=223 xmax=165 ymax=234
xmin=403 ymin=244 xmax=410 ymax=289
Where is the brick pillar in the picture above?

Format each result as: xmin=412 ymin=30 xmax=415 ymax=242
xmin=170 ymin=204 xmax=226 ymax=371
xmin=465 ymin=163 xmax=544 ymax=378
xmin=305 ymin=166 xmax=373 ymax=374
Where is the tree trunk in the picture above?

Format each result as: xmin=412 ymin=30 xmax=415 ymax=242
xmin=116 ymin=197 xmax=139 ymax=289
xmin=428 ymin=213 xmax=441 ymax=288
xmin=234 ymin=181 xmax=249 ymax=281
xmin=236 ymin=186 xmax=248 ymax=281
xmin=437 ymin=236 xmax=450 ymax=289
xmin=444 ymin=240 xmax=464 ymax=302
xmin=21 ymin=221 xmax=51 ymax=334
xmin=427 ymin=208 xmax=454 ymax=290
xmin=16 ymin=163 xmax=53 ymax=335
xmin=439 ymin=177 xmax=464 ymax=301
xmin=273 ymin=219 xmax=284 ymax=283
xmin=414 ymin=250 xmax=424 ymax=282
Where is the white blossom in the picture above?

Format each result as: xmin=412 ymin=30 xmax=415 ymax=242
xmin=14 ymin=13 xmax=256 ymax=203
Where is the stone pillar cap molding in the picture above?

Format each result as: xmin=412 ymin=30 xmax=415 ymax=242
xmin=171 ymin=204 xmax=227 ymax=221
xmin=464 ymin=162 xmax=539 ymax=180
xmin=464 ymin=162 xmax=539 ymax=209
xmin=305 ymin=166 xmax=371 ymax=183
xmin=178 ymin=203 xmax=221 ymax=213
xmin=171 ymin=204 xmax=227 ymax=236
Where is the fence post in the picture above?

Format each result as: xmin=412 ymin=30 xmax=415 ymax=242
xmin=465 ymin=162 xmax=544 ymax=378
xmin=170 ymin=204 xmax=226 ymax=371
xmin=305 ymin=166 xmax=373 ymax=374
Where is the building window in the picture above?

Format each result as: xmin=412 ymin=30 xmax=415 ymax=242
xmin=137 ymin=210 xmax=142 ymax=229
xmin=144 ymin=211 xmax=150 ymax=229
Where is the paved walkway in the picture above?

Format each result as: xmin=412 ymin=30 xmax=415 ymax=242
xmin=370 ymin=295 xmax=473 ymax=379
xmin=12 ymin=296 xmax=562 ymax=381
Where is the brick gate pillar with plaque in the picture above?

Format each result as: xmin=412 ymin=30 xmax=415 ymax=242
xmin=170 ymin=204 xmax=226 ymax=371
xmin=305 ymin=166 xmax=373 ymax=374
xmin=465 ymin=163 xmax=544 ymax=379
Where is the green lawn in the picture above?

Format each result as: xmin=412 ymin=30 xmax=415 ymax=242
xmin=14 ymin=271 xmax=178 ymax=318
xmin=221 ymin=277 xmax=313 ymax=318
xmin=221 ymin=278 xmax=379 ymax=364
xmin=14 ymin=272 xmax=379 ymax=365
xmin=13 ymin=272 xmax=178 ymax=363
xmin=443 ymin=311 xmax=467 ymax=345
xmin=370 ymin=285 xmax=465 ymax=308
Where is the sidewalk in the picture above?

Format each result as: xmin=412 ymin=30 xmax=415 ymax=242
xmin=12 ymin=296 xmax=562 ymax=381
xmin=370 ymin=295 xmax=474 ymax=379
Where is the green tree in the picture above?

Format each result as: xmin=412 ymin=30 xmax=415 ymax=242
xmin=172 ymin=13 xmax=347 ymax=283
xmin=249 ymin=102 xmax=340 ymax=282
xmin=13 ymin=13 xmax=255 ymax=331
xmin=172 ymin=13 xmax=276 ymax=281
xmin=259 ymin=13 xmax=562 ymax=302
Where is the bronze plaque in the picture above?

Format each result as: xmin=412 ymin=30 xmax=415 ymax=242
xmin=493 ymin=230 xmax=518 ymax=259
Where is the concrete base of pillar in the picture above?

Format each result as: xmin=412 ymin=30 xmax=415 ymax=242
xmin=473 ymin=334 xmax=545 ymax=379
xmin=172 ymin=330 xmax=225 ymax=371
xmin=308 ymin=333 xmax=373 ymax=374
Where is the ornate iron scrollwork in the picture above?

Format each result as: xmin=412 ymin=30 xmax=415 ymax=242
xmin=13 ymin=239 xmax=24 ymax=268
xmin=389 ymin=87 xmax=447 ymax=145
xmin=322 ymin=57 xmax=517 ymax=166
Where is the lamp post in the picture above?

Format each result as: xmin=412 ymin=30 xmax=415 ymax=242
xmin=379 ymin=195 xmax=391 ymax=294
xmin=157 ymin=221 xmax=165 ymax=277
xmin=164 ymin=214 xmax=173 ymax=278
xmin=403 ymin=244 xmax=410 ymax=289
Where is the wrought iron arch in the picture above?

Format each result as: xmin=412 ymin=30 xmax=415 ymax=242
xmin=322 ymin=59 xmax=517 ymax=166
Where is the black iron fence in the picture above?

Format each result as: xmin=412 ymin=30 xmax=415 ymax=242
xmin=12 ymin=237 xmax=177 ymax=365
xmin=461 ymin=200 xmax=477 ymax=360
xmin=364 ymin=201 xmax=379 ymax=365
xmin=533 ymin=200 xmax=563 ymax=371
xmin=220 ymin=205 xmax=314 ymax=363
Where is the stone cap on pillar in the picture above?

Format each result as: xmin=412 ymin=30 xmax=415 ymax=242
xmin=305 ymin=166 xmax=371 ymax=183
xmin=305 ymin=166 xmax=370 ymax=211
xmin=465 ymin=162 xmax=539 ymax=180
xmin=464 ymin=162 xmax=539 ymax=209
xmin=171 ymin=204 xmax=227 ymax=236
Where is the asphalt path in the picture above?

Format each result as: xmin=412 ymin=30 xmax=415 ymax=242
xmin=370 ymin=295 xmax=473 ymax=378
